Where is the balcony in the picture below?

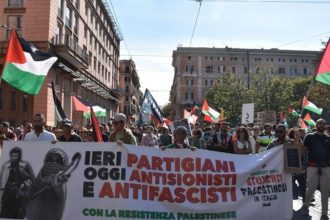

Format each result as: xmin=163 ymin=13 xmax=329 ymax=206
xmin=52 ymin=35 xmax=89 ymax=69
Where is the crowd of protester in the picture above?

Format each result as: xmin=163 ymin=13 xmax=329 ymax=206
xmin=0 ymin=112 xmax=330 ymax=219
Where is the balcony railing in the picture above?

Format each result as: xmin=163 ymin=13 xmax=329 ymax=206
xmin=8 ymin=0 xmax=23 ymax=7
xmin=52 ymin=34 xmax=89 ymax=65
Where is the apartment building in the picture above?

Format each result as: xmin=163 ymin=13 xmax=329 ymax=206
xmin=0 ymin=0 xmax=121 ymax=126
xmin=119 ymin=59 xmax=142 ymax=124
xmin=170 ymin=46 xmax=322 ymax=120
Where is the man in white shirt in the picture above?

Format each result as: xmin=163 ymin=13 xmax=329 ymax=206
xmin=23 ymin=113 xmax=57 ymax=141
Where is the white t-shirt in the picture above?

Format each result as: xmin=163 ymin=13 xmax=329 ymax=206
xmin=24 ymin=130 xmax=57 ymax=141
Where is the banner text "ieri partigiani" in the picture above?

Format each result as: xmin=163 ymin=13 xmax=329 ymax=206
xmin=82 ymin=151 xmax=237 ymax=203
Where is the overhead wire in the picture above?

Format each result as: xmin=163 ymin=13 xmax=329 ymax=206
xmin=189 ymin=1 xmax=203 ymax=47
xmin=108 ymin=0 xmax=132 ymax=59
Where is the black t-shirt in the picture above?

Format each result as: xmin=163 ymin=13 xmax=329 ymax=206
xmin=58 ymin=133 xmax=82 ymax=142
xmin=303 ymin=132 xmax=330 ymax=167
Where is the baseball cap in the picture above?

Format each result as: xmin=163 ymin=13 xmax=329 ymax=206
xmin=0 ymin=122 xmax=10 ymax=128
xmin=113 ymin=113 xmax=127 ymax=122
xmin=61 ymin=118 xmax=72 ymax=127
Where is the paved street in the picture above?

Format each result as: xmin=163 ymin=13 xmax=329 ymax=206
xmin=292 ymin=191 xmax=330 ymax=220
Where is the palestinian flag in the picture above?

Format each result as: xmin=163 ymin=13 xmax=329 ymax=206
xmin=201 ymin=100 xmax=220 ymax=122
xmin=299 ymin=119 xmax=308 ymax=129
xmin=303 ymin=113 xmax=316 ymax=127
xmin=288 ymin=105 xmax=300 ymax=116
xmin=315 ymin=39 xmax=330 ymax=85
xmin=1 ymin=30 xmax=57 ymax=95
xmin=302 ymin=96 xmax=323 ymax=115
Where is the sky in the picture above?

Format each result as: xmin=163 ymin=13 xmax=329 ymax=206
xmin=110 ymin=0 xmax=330 ymax=106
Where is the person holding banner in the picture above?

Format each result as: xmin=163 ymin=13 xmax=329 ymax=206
xmin=161 ymin=126 xmax=194 ymax=150
xmin=233 ymin=127 xmax=252 ymax=154
xmin=209 ymin=122 xmax=233 ymax=153
xmin=23 ymin=113 xmax=57 ymax=142
xmin=109 ymin=113 xmax=137 ymax=145
xmin=58 ymin=119 xmax=82 ymax=142
xmin=299 ymin=119 xmax=330 ymax=220
xmin=140 ymin=125 xmax=158 ymax=147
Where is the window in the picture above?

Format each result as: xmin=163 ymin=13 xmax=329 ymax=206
xmin=290 ymin=67 xmax=297 ymax=76
xmin=185 ymin=92 xmax=188 ymax=99
xmin=188 ymin=56 xmax=191 ymax=60
xmin=191 ymin=79 xmax=194 ymax=85
xmin=218 ymin=65 xmax=225 ymax=73
xmin=232 ymin=66 xmax=236 ymax=73
xmin=278 ymin=67 xmax=286 ymax=74
xmin=255 ymin=67 xmax=260 ymax=74
xmin=10 ymin=92 xmax=16 ymax=111
xmin=65 ymin=7 xmax=72 ymax=28
xmin=125 ymin=96 xmax=129 ymax=102
xmin=89 ymin=32 xmax=93 ymax=45
xmin=244 ymin=66 xmax=248 ymax=74
xmin=186 ymin=64 xmax=193 ymax=73
xmin=205 ymin=65 xmax=213 ymax=73
xmin=75 ymin=0 xmax=80 ymax=9
xmin=205 ymin=80 xmax=208 ymax=86
xmin=303 ymin=68 xmax=308 ymax=75
xmin=84 ymin=25 xmax=87 ymax=39
xmin=22 ymin=95 xmax=27 ymax=112
xmin=6 ymin=16 xmax=23 ymax=38
xmin=191 ymin=92 xmax=194 ymax=99
xmin=186 ymin=80 xmax=189 ymax=86
xmin=93 ymin=57 xmax=96 ymax=71
xmin=85 ymin=5 xmax=89 ymax=16
xmin=255 ymin=58 xmax=262 ymax=61
xmin=73 ymin=15 xmax=78 ymax=34
xmin=126 ymin=86 xmax=129 ymax=93
xmin=58 ymin=0 xmax=63 ymax=17
xmin=8 ymin=0 xmax=23 ymax=7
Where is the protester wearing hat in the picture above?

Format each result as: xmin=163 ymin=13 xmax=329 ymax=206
xmin=58 ymin=119 xmax=82 ymax=142
xmin=0 ymin=121 xmax=17 ymax=141
xmin=109 ymin=113 xmax=137 ymax=145
xmin=24 ymin=113 xmax=57 ymax=141
xmin=161 ymin=126 xmax=195 ymax=150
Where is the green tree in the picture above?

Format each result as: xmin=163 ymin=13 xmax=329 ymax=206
xmin=206 ymin=72 xmax=252 ymax=124
xmin=161 ymin=102 xmax=171 ymax=118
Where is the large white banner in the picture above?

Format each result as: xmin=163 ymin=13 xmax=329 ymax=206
xmin=0 ymin=142 xmax=292 ymax=220
xmin=241 ymin=103 xmax=254 ymax=124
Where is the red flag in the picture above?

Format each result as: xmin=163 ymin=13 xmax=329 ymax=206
xmin=315 ymin=39 xmax=330 ymax=85
xmin=299 ymin=119 xmax=308 ymax=129
xmin=90 ymin=106 xmax=102 ymax=142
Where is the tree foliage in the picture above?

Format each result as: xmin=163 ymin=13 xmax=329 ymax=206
xmin=205 ymin=70 xmax=329 ymax=125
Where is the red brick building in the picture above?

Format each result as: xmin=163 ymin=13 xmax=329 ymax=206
xmin=0 ymin=0 xmax=121 ymax=127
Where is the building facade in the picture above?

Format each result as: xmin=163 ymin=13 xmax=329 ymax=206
xmin=119 ymin=59 xmax=142 ymax=124
xmin=0 ymin=0 xmax=121 ymax=127
xmin=170 ymin=47 xmax=322 ymax=120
